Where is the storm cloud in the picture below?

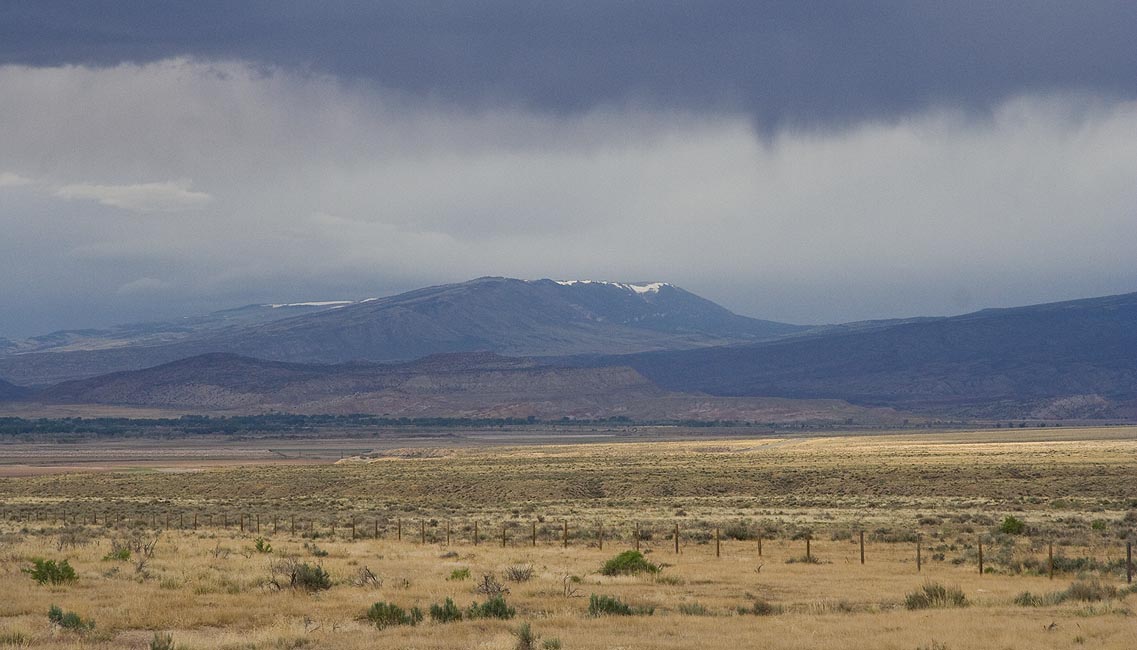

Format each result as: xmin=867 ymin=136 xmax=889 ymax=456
xmin=0 ymin=4 xmax=1135 ymax=336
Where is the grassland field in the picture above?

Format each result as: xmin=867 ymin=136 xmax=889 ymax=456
xmin=1 ymin=426 xmax=1135 ymax=649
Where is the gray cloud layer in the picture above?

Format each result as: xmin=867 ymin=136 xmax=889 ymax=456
xmin=1 ymin=59 xmax=1134 ymax=336
xmin=3 ymin=2 xmax=1137 ymax=128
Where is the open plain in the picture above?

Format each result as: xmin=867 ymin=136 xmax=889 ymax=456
xmin=1 ymin=426 xmax=1135 ymax=649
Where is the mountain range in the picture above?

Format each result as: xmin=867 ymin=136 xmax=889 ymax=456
xmin=0 ymin=277 xmax=801 ymax=386
xmin=2 ymin=278 xmax=1135 ymax=421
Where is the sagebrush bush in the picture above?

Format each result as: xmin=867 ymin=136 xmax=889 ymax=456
xmin=270 ymin=559 xmax=331 ymax=592
xmin=367 ymin=601 xmax=423 ymax=629
xmin=905 ymin=582 xmax=968 ymax=610
xmin=24 ymin=558 xmax=77 ymax=585
xmin=599 ymin=550 xmax=659 ymax=576
xmin=467 ymin=595 xmax=515 ymax=620
xmin=588 ymin=593 xmax=653 ymax=616
xmin=737 ymin=598 xmax=781 ymax=616
xmin=429 ymin=597 xmax=463 ymax=623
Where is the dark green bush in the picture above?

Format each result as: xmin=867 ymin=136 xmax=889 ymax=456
xmin=467 ymin=595 xmax=515 ymax=620
xmin=999 ymin=516 xmax=1026 ymax=535
xmin=48 ymin=605 xmax=94 ymax=632
xmin=429 ymin=597 xmax=463 ymax=623
xmin=905 ymin=582 xmax=968 ymax=610
xmin=599 ymin=550 xmax=659 ymax=576
xmin=24 ymin=558 xmax=77 ymax=585
xmin=367 ymin=601 xmax=423 ymax=629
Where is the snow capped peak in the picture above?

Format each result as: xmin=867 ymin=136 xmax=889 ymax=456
xmin=552 ymin=280 xmax=671 ymax=294
xmin=268 ymin=300 xmax=354 ymax=309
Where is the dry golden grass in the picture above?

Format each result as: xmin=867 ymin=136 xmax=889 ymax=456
xmin=1 ymin=426 xmax=1135 ymax=649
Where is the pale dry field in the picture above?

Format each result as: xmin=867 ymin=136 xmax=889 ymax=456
xmin=1 ymin=426 xmax=1135 ymax=649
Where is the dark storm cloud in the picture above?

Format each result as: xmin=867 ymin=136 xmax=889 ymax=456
xmin=3 ymin=1 xmax=1137 ymax=126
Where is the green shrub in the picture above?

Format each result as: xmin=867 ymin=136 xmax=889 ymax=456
xmin=253 ymin=538 xmax=272 ymax=554
xmin=999 ymin=516 xmax=1026 ymax=535
xmin=448 ymin=567 xmax=471 ymax=581
xmin=367 ymin=601 xmax=423 ymax=629
xmin=270 ymin=560 xmax=331 ymax=592
xmin=467 ymin=595 xmax=515 ymax=620
xmin=588 ymin=593 xmax=653 ymax=616
xmin=24 ymin=558 xmax=77 ymax=585
xmin=513 ymin=622 xmax=539 ymax=650
xmin=102 ymin=545 xmax=130 ymax=561
xmin=429 ymin=597 xmax=463 ymax=623
xmin=599 ymin=550 xmax=659 ymax=576
xmin=905 ymin=582 xmax=968 ymax=610
xmin=47 ymin=605 xmax=94 ymax=632
xmin=542 ymin=639 xmax=562 ymax=650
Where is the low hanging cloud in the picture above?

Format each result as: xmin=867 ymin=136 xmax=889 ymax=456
xmin=55 ymin=180 xmax=211 ymax=213
xmin=0 ymin=58 xmax=1135 ymax=335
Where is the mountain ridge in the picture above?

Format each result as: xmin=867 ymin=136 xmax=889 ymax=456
xmin=0 ymin=277 xmax=802 ymax=385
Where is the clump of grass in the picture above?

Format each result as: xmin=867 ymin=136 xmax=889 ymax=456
xmin=149 ymin=632 xmax=175 ymax=650
xmin=599 ymin=550 xmax=659 ymax=576
xmin=48 ymin=605 xmax=94 ymax=632
xmin=737 ymin=598 xmax=782 ymax=616
xmin=366 ymin=602 xmax=423 ymax=629
xmin=785 ymin=555 xmax=823 ymax=564
xmin=429 ymin=597 xmax=463 ymax=623
xmin=677 ymin=602 xmax=710 ymax=616
xmin=588 ymin=594 xmax=653 ymax=616
xmin=1015 ymin=579 xmax=1119 ymax=606
xmin=24 ymin=558 xmax=77 ymax=585
xmin=448 ymin=567 xmax=471 ymax=581
xmin=302 ymin=542 xmax=328 ymax=557
xmin=905 ymin=582 xmax=968 ymax=610
xmin=467 ymin=595 xmax=515 ymax=620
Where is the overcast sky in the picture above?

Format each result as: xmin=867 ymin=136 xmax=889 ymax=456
xmin=1 ymin=2 xmax=1136 ymax=336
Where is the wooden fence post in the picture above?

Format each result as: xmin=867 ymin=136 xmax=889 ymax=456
xmin=859 ymin=531 xmax=865 ymax=564
xmin=598 ymin=523 xmax=603 ymax=550
xmin=532 ymin=522 xmax=537 ymax=547
xmin=978 ymin=539 xmax=984 ymax=575
xmin=375 ymin=518 xmax=379 ymax=538
xmin=273 ymin=516 xmax=278 ymax=534
xmin=1048 ymin=542 xmax=1054 ymax=580
xmin=291 ymin=515 xmax=295 ymax=535
xmin=806 ymin=536 xmax=811 ymax=561
xmin=758 ymin=535 xmax=763 ymax=558
xmin=674 ymin=523 xmax=680 ymax=554
xmin=502 ymin=523 xmax=507 ymax=548
xmin=1127 ymin=542 xmax=1133 ymax=584
xmin=916 ymin=534 xmax=922 ymax=572
xmin=351 ymin=518 xmax=356 ymax=540
xmin=446 ymin=520 xmax=451 ymax=545
xmin=397 ymin=518 xmax=402 ymax=541
xmin=421 ymin=520 xmax=426 ymax=545
xmin=193 ymin=513 xmax=198 ymax=530
xmin=474 ymin=521 xmax=479 ymax=546
xmin=716 ymin=527 xmax=721 ymax=558
xmin=563 ymin=521 xmax=568 ymax=548
xmin=256 ymin=515 xmax=260 ymax=533
xmin=240 ymin=514 xmax=244 ymax=533
xmin=635 ymin=523 xmax=640 ymax=552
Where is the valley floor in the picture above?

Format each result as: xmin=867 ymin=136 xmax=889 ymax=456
xmin=1 ymin=426 xmax=1135 ymax=649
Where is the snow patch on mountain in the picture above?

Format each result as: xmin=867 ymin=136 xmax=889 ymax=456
xmin=553 ymin=280 xmax=670 ymax=294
